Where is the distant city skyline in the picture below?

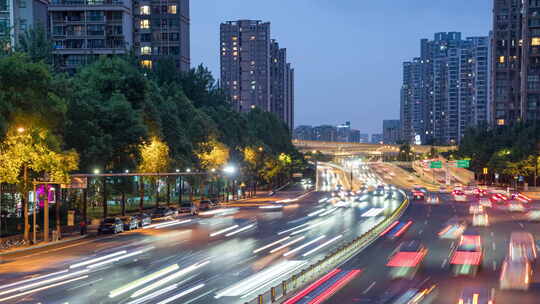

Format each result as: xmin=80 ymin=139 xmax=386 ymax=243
xmin=190 ymin=1 xmax=490 ymax=134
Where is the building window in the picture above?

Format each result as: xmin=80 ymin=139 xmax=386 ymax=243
xmin=232 ymin=51 xmax=238 ymax=56
xmin=19 ymin=0 xmax=26 ymax=8
xmin=140 ymin=19 xmax=150 ymax=29
xmin=532 ymin=37 xmax=540 ymax=46
xmin=141 ymin=46 xmax=151 ymax=55
xmin=250 ymin=36 xmax=256 ymax=40
xmin=140 ymin=33 xmax=151 ymax=42
xmin=497 ymin=119 xmax=505 ymax=126
xmin=168 ymin=5 xmax=177 ymax=14
xmin=141 ymin=60 xmax=152 ymax=69
xmin=19 ymin=19 xmax=27 ymax=31
xmin=499 ymin=56 xmax=505 ymax=63
xmin=140 ymin=5 xmax=150 ymax=15
xmin=232 ymin=36 xmax=238 ymax=41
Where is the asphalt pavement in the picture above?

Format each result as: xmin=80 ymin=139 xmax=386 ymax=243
xmin=0 ymin=167 xmax=404 ymax=304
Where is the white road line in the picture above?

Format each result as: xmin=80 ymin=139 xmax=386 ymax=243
xmin=492 ymin=242 xmax=496 ymax=251
xmin=441 ymin=258 xmax=448 ymax=268
xmin=490 ymin=232 xmax=494 ymax=237
xmin=519 ymin=223 xmax=524 ymax=228
xmin=418 ymin=229 xmax=423 ymax=235
xmin=493 ymin=261 xmax=497 ymax=271
xmin=362 ymin=281 xmax=376 ymax=294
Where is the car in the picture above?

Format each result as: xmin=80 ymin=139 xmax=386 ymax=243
xmin=136 ymin=213 xmax=152 ymax=227
xmin=180 ymin=202 xmax=198 ymax=215
xmin=383 ymin=221 xmax=413 ymax=239
xmin=526 ymin=210 xmax=540 ymax=222
xmin=509 ymin=231 xmax=537 ymax=262
xmin=512 ymin=193 xmax=532 ymax=203
xmin=426 ymin=195 xmax=440 ymax=204
xmin=452 ymin=190 xmax=467 ymax=202
xmin=152 ymin=207 xmax=174 ymax=218
xmin=438 ymin=223 xmax=466 ymax=240
xmin=169 ymin=206 xmax=179 ymax=216
xmin=508 ymin=203 xmax=525 ymax=212
xmin=479 ymin=198 xmax=492 ymax=208
xmin=500 ymin=257 xmax=532 ymax=291
xmin=472 ymin=213 xmax=489 ymax=227
xmin=490 ymin=193 xmax=508 ymax=203
xmin=469 ymin=205 xmax=484 ymax=215
xmin=450 ymin=234 xmax=483 ymax=276
xmin=412 ymin=190 xmax=425 ymax=200
xmin=120 ymin=216 xmax=139 ymax=230
xmin=457 ymin=287 xmax=494 ymax=304
xmin=98 ymin=217 xmax=124 ymax=234
xmin=386 ymin=240 xmax=428 ymax=279
xmin=378 ymin=281 xmax=438 ymax=304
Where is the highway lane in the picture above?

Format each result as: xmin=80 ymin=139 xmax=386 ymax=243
xmin=323 ymin=191 xmax=540 ymax=304
xmin=0 ymin=167 xmax=403 ymax=304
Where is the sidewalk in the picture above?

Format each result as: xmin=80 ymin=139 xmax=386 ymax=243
xmin=0 ymin=233 xmax=89 ymax=256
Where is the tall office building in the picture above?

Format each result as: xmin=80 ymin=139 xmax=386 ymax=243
xmin=1 ymin=0 xmax=47 ymax=48
xmin=220 ymin=19 xmax=294 ymax=130
xmin=133 ymin=0 xmax=190 ymax=71
xmin=401 ymin=32 xmax=490 ymax=145
xmin=312 ymin=125 xmax=337 ymax=142
xmin=49 ymin=0 xmax=134 ymax=71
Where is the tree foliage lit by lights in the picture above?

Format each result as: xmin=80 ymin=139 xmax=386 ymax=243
xmin=138 ymin=137 xmax=170 ymax=173
xmin=196 ymin=138 xmax=230 ymax=170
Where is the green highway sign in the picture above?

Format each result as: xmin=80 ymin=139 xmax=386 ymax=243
xmin=430 ymin=161 xmax=442 ymax=169
xmin=456 ymin=160 xmax=470 ymax=168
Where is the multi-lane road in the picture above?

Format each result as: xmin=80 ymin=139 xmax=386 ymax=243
xmin=0 ymin=166 xmax=404 ymax=304
xmin=325 ymin=191 xmax=540 ymax=303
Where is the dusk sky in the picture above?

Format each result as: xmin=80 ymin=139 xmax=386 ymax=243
xmin=191 ymin=1 xmax=491 ymax=134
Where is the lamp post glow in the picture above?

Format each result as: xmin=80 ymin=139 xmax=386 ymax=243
xmin=223 ymin=165 xmax=236 ymax=175
xmin=93 ymin=169 xmax=100 ymax=175
xmin=186 ymin=168 xmax=191 ymax=173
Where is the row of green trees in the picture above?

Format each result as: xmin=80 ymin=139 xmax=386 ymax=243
xmin=455 ymin=123 xmax=540 ymax=184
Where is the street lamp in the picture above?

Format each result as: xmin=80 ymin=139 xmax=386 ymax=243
xmin=16 ymin=127 xmax=25 ymax=134
xmin=175 ymin=169 xmax=180 ymax=173
xmin=223 ymin=165 xmax=237 ymax=201
xmin=125 ymin=169 xmax=129 ymax=173
xmin=186 ymin=168 xmax=191 ymax=173
xmin=93 ymin=169 xmax=100 ymax=175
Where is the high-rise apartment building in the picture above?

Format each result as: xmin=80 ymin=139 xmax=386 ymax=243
xmin=49 ymin=0 xmax=133 ymax=71
xmin=270 ymin=39 xmax=294 ymax=129
xmin=490 ymin=0 xmax=540 ymax=124
xmin=1 ymin=0 xmax=47 ymax=48
xmin=401 ymin=32 xmax=490 ymax=145
xmin=49 ymin=0 xmax=189 ymax=72
xmin=383 ymin=119 xmax=401 ymax=144
xmin=133 ymin=0 xmax=189 ymax=71
xmin=220 ymin=19 xmax=294 ymax=130
xmin=491 ymin=0 xmax=522 ymax=125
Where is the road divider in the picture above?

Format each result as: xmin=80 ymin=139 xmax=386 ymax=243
xmin=243 ymin=189 xmax=410 ymax=304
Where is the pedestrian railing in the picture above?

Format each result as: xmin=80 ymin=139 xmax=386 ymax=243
xmin=244 ymin=190 xmax=410 ymax=304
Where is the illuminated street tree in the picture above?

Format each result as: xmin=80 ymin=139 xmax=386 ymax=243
xmin=138 ymin=137 xmax=170 ymax=208
xmin=0 ymin=126 xmax=78 ymax=240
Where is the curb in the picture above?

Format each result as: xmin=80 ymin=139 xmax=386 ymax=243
xmin=0 ymin=234 xmax=89 ymax=256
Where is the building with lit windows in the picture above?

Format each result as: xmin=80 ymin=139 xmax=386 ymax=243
xmin=220 ymin=19 xmax=294 ymax=130
xmin=49 ymin=0 xmax=133 ymax=72
xmin=1 ymin=0 xmax=47 ymax=48
xmin=401 ymin=32 xmax=490 ymax=145
xmin=133 ymin=0 xmax=189 ymax=71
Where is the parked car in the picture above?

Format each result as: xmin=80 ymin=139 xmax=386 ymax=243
xmin=136 ymin=213 xmax=152 ymax=227
xmin=98 ymin=217 xmax=124 ymax=234
xmin=169 ymin=207 xmax=179 ymax=216
xmin=120 ymin=216 xmax=139 ymax=231
xmin=199 ymin=200 xmax=212 ymax=211
xmin=210 ymin=199 xmax=220 ymax=207
xmin=152 ymin=207 xmax=174 ymax=218
xmin=180 ymin=202 xmax=198 ymax=215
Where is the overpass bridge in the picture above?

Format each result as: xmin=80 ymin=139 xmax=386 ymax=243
xmin=292 ymin=139 xmax=456 ymax=157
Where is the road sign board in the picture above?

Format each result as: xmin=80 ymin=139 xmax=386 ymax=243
xmin=430 ymin=161 xmax=442 ymax=169
xmin=483 ymin=167 xmax=488 ymax=174
xmin=456 ymin=160 xmax=470 ymax=168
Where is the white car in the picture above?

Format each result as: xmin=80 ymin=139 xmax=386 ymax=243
xmin=469 ymin=205 xmax=484 ymax=214
xmin=509 ymin=203 xmax=525 ymax=212
xmin=500 ymin=258 xmax=531 ymax=291
xmin=526 ymin=210 xmax=540 ymax=222
xmin=472 ymin=213 xmax=489 ymax=227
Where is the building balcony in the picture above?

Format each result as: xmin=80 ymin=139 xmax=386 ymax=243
xmin=49 ymin=0 xmax=130 ymax=11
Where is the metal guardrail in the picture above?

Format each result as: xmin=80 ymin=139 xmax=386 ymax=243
xmin=244 ymin=190 xmax=410 ymax=304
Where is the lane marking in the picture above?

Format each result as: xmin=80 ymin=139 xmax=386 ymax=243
xmin=519 ymin=223 xmax=524 ymax=228
xmin=362 ymin=281 xmax=376 ymax=294
xmin=493 ymin=261 xmax=497 ymax=271
xmin=492 ymin=242 xmax=496 ymax=251
xmin=441 ymin=258 xmax=448 ymax=268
